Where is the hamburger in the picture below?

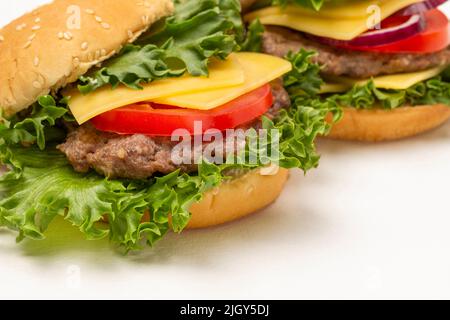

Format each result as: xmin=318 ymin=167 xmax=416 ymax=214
xmin=245 ymin=0 xmax=450 ymax=141
xmin=0 ymin=0 xmax=329 ymax=250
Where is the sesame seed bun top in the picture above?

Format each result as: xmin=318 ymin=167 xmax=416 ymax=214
xmin=0 ymin=0 xmax=174 ymax=116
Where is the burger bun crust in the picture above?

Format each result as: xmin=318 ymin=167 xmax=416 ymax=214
xmin=187 ymin=168 xmax=289 ymax=229
xmin=327 ymin=105 xmax=450 ymax=142
xmin=0 ymin=0 xmax=174 ymax=116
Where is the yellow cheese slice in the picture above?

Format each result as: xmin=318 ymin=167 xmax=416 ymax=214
xmin=246 ymin=0 xmax=422 ymax=20
xmin=323 ymin=66 xmax=446 ymax=91
xmin=245 ymin=0 xmax=421 ymax=40
xmin=152 ymin=52 xmax=292 ymax=109
xmin=320 ymin=83 xmax=350 ymax=94
xmin=68 ymin=55 xmax=245 ymax=124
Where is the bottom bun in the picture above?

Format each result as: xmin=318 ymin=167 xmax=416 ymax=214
xmin=187 ymin=167 xmax=289 ymax=229
xmin=326 ymin=104 xmax=450 ymax=142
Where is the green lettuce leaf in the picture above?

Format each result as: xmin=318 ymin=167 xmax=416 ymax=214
xmin=240 ymin=20 xmax=265 ymax=52
xmin=284 ymin=50 xmax=323 ymax=98
xmin=328 ymin=76 xmax=450 ymax=110
xmin=273 ymin=0 xmax=327 ymax=10
xmin=0 ymin=146 xmax=225 ymax=250
xmin=270 ymin=0 xmax=356 ymax=11
xmin=78 ymin=45 xmax=185 ymax=94
xmin=78 ymin=0 xmax=242 ymax=94
xmin=283 ymin=50 xmax=342 ymax=126
xmin=282 ymin=50 xmax=450 ymax=111
xmin=0 ymin=96 xmax=69 ymax=150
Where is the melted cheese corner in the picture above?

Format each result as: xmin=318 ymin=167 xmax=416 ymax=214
xmin=68 ymin=53 xmax=292 ymax=124
xmin=68 ymin=55 xmax=245 ymax=124
xmin=153 ymin=53 xmax=292 ymax=109
xmin=322 ymin=66 xmax=446 ymax=93
xmin=245 ymin=0 xmax=422 ymax=40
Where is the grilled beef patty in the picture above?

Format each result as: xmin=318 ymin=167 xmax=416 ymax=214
xmin=263 ymin=26 xmax=450 ymax=79
xmin=58 ymin=83 xmax=290 ymax=179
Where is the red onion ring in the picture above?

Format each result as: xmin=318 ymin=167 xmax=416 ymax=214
xmin=394 ymin=0 xmax=448 ymax=16
xmin=315 ymin=14 xmax=426 ymax=48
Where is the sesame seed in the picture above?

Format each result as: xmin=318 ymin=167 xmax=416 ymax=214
xmin=34 ymin=17 xmax=41 ymax=23
xmin=101 ymin=22 xmax=110 ymax=29
xmin=28 ymin=34 xmax=36 ymax=41
xmin=32 ymin=25 xmax=41 ymax=31
xmin=33 ymin=56 xmax=40 ymax=67
xmin=32 ymin=81 xmax=42 ymax=89
xmin=0 ymin=35 xmax=4 ymax=42
xmin=87 ymin=52 xmax=94 ymax=62
xmin=85 ymin=9 xmax=95 ymax=15
xmin=100 ymin=49 xmax=107 ymax=57
xmin=142 ymin=15 xmax=149 ymax=25
xmin=81 ymin=42 xmax=89 ymax=50
xmin=23 ymin=41 xmax=32 ymax=48
xmin=73 ymin=57 xmax=80 ymax=67
xmin=63 ymin=32 xmax=72 ymax=40
xmin=127 ymin=30 xmax=134 ymax=39
xmin=58 ymin=32 xmax=64 ymax=39
xmin=95 ymin=16 xmax=102 ymax=22
xmin=16 ymin=23 xmax=26 ymax=31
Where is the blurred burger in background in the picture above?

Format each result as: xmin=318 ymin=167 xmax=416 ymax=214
xmin=245 ymin=0 xmax=450 ymax=141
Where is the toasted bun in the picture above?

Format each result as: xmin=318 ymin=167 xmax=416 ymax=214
xmin=187 ymin=167 xmax=289 ymax=229
xmin=326 ymin=105 xmax=450 ymax=142
xmin=0 ymin=0 xmax=174 ymax=116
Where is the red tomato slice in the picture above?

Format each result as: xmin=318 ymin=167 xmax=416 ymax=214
xmin=338 ymin=9 xmax=449 ymax=54
xmin=91 ymin=85 xmax=274 ymax=136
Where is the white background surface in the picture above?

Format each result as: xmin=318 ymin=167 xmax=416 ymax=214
xmin=1 ymin=1 xmax=450 ymax=300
